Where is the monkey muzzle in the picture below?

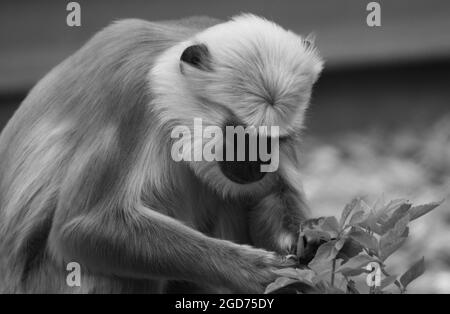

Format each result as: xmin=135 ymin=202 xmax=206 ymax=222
xmin=219 ymin=133 xmax=272 ymax=184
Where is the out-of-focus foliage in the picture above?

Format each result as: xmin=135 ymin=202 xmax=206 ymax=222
xmin=265 ymin=199 xmax=441 ymax=294
xmin=300 ymin=114 xmax=450 ymax=293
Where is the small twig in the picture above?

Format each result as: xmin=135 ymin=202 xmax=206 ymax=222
xmin=331 ymin=259 xmax=336 ymax=287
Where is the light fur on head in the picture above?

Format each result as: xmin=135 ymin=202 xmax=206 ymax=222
xmin=149 ymin=14 xmax=323 ymax=197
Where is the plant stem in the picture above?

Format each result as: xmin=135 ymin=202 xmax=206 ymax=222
xmin=331 ymin=259 xmax=336 ymax=287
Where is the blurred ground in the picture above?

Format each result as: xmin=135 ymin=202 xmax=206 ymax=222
xmin=301 ymin=60 xmax=450 ymax=293
xmin=302 ymin=115 xmax=450 ymax=293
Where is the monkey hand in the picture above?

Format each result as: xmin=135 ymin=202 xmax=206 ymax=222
xmin=223 ymin=244 xmax=297 ymax=293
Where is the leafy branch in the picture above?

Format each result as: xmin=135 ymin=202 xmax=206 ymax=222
xmin=265 ymin=198 xmax=443 ymax=294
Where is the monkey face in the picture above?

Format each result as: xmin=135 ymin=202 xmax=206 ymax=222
xmin=178 ymin=15 xmax=323 ymax=138
xmin=152 ymin=14 xmax=323 ymax=195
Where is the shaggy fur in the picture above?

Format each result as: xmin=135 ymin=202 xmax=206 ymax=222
xmin=0 ymin=14 xmax=322 ymax=293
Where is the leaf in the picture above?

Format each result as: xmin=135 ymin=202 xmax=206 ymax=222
xmin=273 ymin=268 xmax=315 ymax=284
xmin=337 ymin=238 xmax=365 ymax=262
xmin=394 ymin=280 xmax=404 ymax=293
xmin=379 ymin=215 xmax=409 ymax=261
xmin=308 ymin=240 xmax=339 ymax=266
xmin=379 ymin=275 xmax=398 ymax=290
xmin=356 ymin=199 xmax=440 ymax=236
xmin=359 ymin=222 xmax=384 ymax=235
xmin=349 ymin=210 xmax=366 ymax=225
xmin=379 ymin=237 xmax=407 ymax=261
xmin=264 ymin=277 xmax=298 ymax=294
xmin=400 ymin=257 xmax=425 ymax=290
xmin=379 ymin=214 xmax=410 ymax=261
xmin=376 ymin=199 xmax=408 ymax=224
xmin=297 ymin=237 xmax=328 ymax=265
xmin=311 ymin=269 xmax=330 ymax=286
xmin=356 ymin=199 xmax=372 ymax=212
xmin=348 ymin=199 xmax=372 ymax=226
xmin=372 ymin=196 xmax=387 ymax=212
xmin=295 ymin=269 xmax=316 ymax=283
xmin=325 ymin=287 xmax=347 ymax=294
xmin=348 ymin=228 xmax=378 ymax=253
xmin=382 ymin=199 xmax=410 ymax=216
xmin=265 ymin=276 xmax=317 ymax=294
xmin=273 ymin=268 xmax=301 ymax=279
xmin=335 ymin=236 xmax=347 ymax=251
xmin=379 ymin=203 xmax=412 ymax=234
xmin=297 ymin=216 xmax=341 ymax=262
xmin=393 ymin=215 xmax=410 ymax=236
xmin=409 ymin=201 xmax=443 ymax=221
xmin=379 ymin=214 xmax=409 ymax=250
xmin=308 ymin=240 xmax=340 ymax=274
xmin=340 ymin=198 xmax=359 ymax=227
xmin=336 ymin=253 xmax=378 ymax=277
xmin=332 ymin=271 xmax=348 ymax=291
xmin=320 ymin=216 xmax=341 ymax=238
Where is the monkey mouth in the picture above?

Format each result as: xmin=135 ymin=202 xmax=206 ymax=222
xmin=219 ymin=160 xmax=267 ymax=184
xmin=218 ymin=131 xmax=272 ymax=184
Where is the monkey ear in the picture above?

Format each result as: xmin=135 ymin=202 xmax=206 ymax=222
xmin=180 ymin=44 xmax=212 ymax=72
xmin=302 ymin=33 xmax=316 ymax=50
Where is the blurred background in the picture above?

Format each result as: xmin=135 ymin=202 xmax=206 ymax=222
xmin=1 ymin=0 xmax=449 ymax=293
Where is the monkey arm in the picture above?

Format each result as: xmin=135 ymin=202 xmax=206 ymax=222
xmin=35 ymin=129 xmax=293 ymax=293
xmin=50 ymin=200 xmax=289 ymax=293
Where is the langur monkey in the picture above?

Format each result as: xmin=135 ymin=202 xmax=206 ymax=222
xmin=0 ymin=14 xmax=323 ymax=293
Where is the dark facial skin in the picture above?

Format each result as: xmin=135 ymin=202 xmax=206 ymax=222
xmin=219 ymin=119 xmax=272 ymax=184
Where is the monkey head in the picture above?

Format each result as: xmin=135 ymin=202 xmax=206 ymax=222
xmin=150 ymin=14 xmax=323 ymax=197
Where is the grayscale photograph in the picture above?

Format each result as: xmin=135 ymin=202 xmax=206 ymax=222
xmin=0 ymin=0 xmax=449 ymax=302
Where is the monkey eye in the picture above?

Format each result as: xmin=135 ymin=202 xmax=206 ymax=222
xmin=180 ymin=44 xmax=211 ymax=71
